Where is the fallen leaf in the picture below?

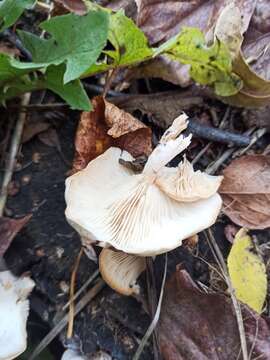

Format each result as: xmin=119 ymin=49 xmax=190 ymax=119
xmin=111 ymin=90 xmax=203 ymax=129
xmin=54 ymin=0 xmax=88 ymax=15
xmin=126 ymin=56 xmax=192 ymax=87
xmin=135 ymin=0 xmax=255 ymax=45
xmin=105 ymin=0 xmax=137 ymax=19
xmin=72 ymin=96 xmax=152 ymax=172
xmin=22 ymin=120 xmax=50 ymax=143
xmin=38 ymin=128 xmax=61 ymax=150
xmin=228 ymin=228 xmax=267 ymax=313
xmin=159 ymin=267 xmax=270 ymax=360
xmin=220 ymin=155 xmax=270 ymax=229
xmin=0 ymin=215 xmax=31 ymax=257
xmin=214 ymin=3 xmax=270 ymax=107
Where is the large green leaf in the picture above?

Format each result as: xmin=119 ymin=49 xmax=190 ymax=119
xmin=0 ymin=53 xmax=31 ymax=83
xmin=84 ymin=10 xmax=153 ymax=76
xmin=13 ymin=10 xmax=109 ymax=83
xmin=0 ymin=0 xmax=36 ymax=31
xmin=157 ymin=27 xmax=242 ymax=97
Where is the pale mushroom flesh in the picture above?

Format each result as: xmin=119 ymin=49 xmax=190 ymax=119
xmin=0 ymin=271 xmax=34 ymax=360
xmin=99 ymin=248 xmax=146 ymax=295
xmin=65 ymin=114 xmax=223 ymax=256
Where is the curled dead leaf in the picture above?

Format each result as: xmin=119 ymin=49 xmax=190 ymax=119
xmin=72 ymin=96 xmax=152 ymax=172
xmin=159 ymin=267 xmax=270 ymax=360
xmin=220 ymin=155 xmax=270 ymax=229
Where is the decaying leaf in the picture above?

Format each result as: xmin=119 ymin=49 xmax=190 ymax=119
xmin=159 ymin=267 xmax=270 ymax=360
xmin=22 ymin=120 xmax=50 ymax=143
xmin=228 ymin=228 xmax=267 ymax=313
xmin=157 ymin=27 xmax=242 ymax=96
xmin=112 ymin=90 xmax=203 ymax=129
xmin=54 ymin=0 xmax=88 ymax=15
xmin=134 ymin=0 xmax=256 ymax=89
xmin=72 ymin=96 xmax=152 ymax=172
xmin=214 ymin=3 xmax=270 ymax=107
xmin=220 ymin=155 xmax=270 ymax=229
xmin=135 ymin=0 xmax=255 ymax=45
xmin=0 ymin=215 xmax=31 ymax=257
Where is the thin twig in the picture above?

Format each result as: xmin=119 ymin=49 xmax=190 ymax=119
xmin=0 ymin=93 xmax=31 ymax=216
xmin=192 ymin=142 xmax=212 ymax=165
xmin=103 ymin=69 xmax=118 ymax=98
xmin=187 ymin=119 xmax=250 ymax=147
xmin=62 ymin=269 xmax=99 ymax=311
xmin=29 ymin=278 xmax=105 ymax=360
xmin=133 ymin=254 xmax=167 ymax=360
xmin=206 ymin=230 xmax=249 ymax=360
xmin=67 ymin=248 xmax=84 ymax=339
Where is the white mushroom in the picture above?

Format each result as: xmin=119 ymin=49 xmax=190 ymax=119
xmin=65 ymin=114 xmax=222 ymax=256
xmin=99 ymin=248 xmax=146 ymax=295
xmin=156 ymin=156 xmax=223 ymax=202
xmin=0 ymin=271 xmax=35 ymax=360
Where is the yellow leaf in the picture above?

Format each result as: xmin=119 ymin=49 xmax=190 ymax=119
xmin=228 ymin=228 xmax=267 ymax=313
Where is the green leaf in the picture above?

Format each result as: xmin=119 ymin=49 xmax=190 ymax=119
xmin=108 ymin=11 xmax=153 ymax=65
xmin=84 ymin=10 xmax=153 ymax=76
xmin=158 ymin=27 xmax=242 ymax=97
xmin=0 ymin=0 xmax=36 ymax=31
xmin=228 ymin=229 xmax=267 ymax=313
xmin=13 ymin=10 xmax=109 ymax=83
xmin=45 ymin=64 xmax=91 ymax=111
xmin=0 ymin=53 xmax=31 ymax=83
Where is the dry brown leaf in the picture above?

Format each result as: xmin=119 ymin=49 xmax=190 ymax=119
xmin=72 ymin=96 xmax=152 ymax=172
xmin=0 ymin=215 xmax=31 ymax=257
xmin=22 ymin=121 xmax=50 ymax=143
xmin=132 ymin=0 xmax=256 ymax=88
xmin=38 ymin=128 xmax=61 ymax=150
xmin=136 ymin=0 xmax=255 ymax=45
xmin=112 ymin=90 xmax=203 ymax=129
xmin=220 ymin=155 xmax=270 ymax=229
xmin=159 ymin=267 xmax=270 ymax=360
xmin=54 ymin=0 xmax=87 ymax=15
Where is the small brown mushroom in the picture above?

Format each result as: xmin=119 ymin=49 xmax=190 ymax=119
xmin=99 ymin=248 xmax=146 ymax=296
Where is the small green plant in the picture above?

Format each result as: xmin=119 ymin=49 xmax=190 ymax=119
xmin=0 ymin=1 xmax=242 ymax=110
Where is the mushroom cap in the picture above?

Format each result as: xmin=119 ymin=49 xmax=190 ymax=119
xmin=156 ymin=157 xmax=223 ymax=202
xmin=99 ymin=248 xmax=146 ymax=295
xmin=0 ymin=271 xmax=34 ymax=360
xmin=65 ymin=146 xmax=222 ymax=256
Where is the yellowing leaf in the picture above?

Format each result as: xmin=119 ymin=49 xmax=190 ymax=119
xmin=228 ymin=228 xmax=267 ymax=313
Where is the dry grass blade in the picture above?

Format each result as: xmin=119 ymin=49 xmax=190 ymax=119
xmin=29 ymin=278 xmax=105 ymax=360
xmin=62 ymin=269 xmax=99 ymax=311
xmin=205 ymin=230 xmax=248 ymax=360
xmin=67 ymin=248 xmax=84 ymax=339
xmin=133 ymin=254 xmax=167 ymax=360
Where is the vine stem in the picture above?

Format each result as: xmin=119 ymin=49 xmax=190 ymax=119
xmin=0 ymin=93 xmax=31 ymax=216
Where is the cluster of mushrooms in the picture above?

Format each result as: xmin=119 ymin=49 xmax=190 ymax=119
xmin=65 ymin=114 xmax=223 ymax=295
